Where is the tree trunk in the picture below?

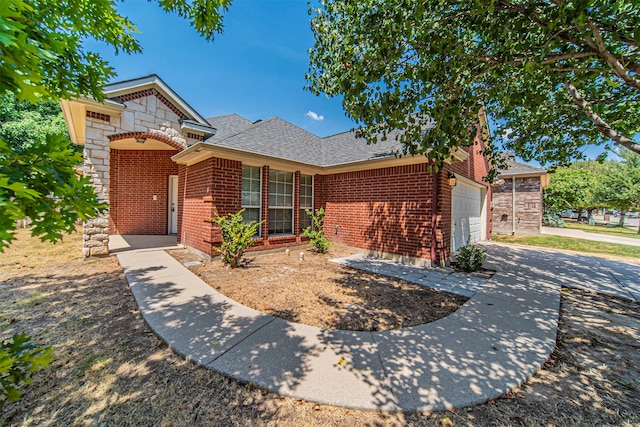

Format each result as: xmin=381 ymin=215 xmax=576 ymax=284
xmin=618 ymin=210 xmax=626 ymax=227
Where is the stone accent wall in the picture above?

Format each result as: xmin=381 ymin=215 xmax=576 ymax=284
xmin=81 ymin=93 xmax=189 ymax=256
xmin=492 ymin=177 xmax=542 ymax=235
xmin=81 ymin=115 xmax=117 ymax=256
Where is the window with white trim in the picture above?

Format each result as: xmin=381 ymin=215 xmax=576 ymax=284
xmin=299 ymin=174 xmax=313 ymax=232
xmin=241 ymin=165 xmax=261 ymax=235
xmin=268 ymin=169 xmax=293 ymax=235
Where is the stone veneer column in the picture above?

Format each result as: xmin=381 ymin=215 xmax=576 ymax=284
xmin=82 ymin=116 xmax=116 ymax=257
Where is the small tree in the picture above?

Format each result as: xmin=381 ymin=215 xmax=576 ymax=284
xmin=211 ymin=210 xmax=262 ymax=268
xmin=303 ymin=208 xmax=331 ymax=253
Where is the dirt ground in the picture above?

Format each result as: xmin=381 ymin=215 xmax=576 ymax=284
xmin=168 ymin=246 xmax=468 ymax=332
xmin=1 ymin=229 xmax=639 ymax=426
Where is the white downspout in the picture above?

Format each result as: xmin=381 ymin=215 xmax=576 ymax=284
xmin=512 ymin=177 xmax=516 ymax=235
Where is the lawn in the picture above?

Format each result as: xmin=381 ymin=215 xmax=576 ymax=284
xmin=563 ymin=219 xmax=640 ymax=239
xmin=492 ymin=234 xmax=640 ymax=263
xmin=1 ymin=229 xmax=639 ymax=426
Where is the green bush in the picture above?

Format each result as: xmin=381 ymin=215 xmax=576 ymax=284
xmin=543 ymin=213 xmax=565 ymax=228
xmin=302 ymin=208 xmax=331 ymax=253
xmin=211 ymin=209 xmax=263 ymax=268
xmin=0 ymin=333 xmax=54 ymax=410
xmin=456 ymin=244 xmax=486 ymax=272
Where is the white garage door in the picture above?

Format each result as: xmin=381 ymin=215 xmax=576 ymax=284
xmin=451 ymin=181 xmax=483 ymax=251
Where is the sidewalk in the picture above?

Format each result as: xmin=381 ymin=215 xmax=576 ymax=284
xmin=542 ymin=226 xmax=640 ymax=247
xmin=114 ymin=236 xmax=565 ymax=412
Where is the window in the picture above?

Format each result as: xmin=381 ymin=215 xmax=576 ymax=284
xmin=268 ymin=169 xmax=293 ymax=235
xmin=300 ymin=174 xmax=313 ymax=232
xmin=241 ymin=165 xmax=261 ymax=235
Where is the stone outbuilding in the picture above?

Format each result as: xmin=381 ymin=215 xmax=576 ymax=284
xmin=491 ymin=157 xmax=549 ymax=235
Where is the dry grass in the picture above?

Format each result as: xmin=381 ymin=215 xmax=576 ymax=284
xmin=1 ymin=229 xmax=639 ymax=426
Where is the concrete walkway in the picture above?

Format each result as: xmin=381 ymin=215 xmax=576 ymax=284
xmin=113 ymin=236 xmax=637 ymax=412
xmin=542 ymin=226 xmax=640 ymax=247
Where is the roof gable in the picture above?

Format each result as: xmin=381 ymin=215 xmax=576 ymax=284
xmin=104 ymin=75 xmax=210 ymax=126
xmin=498 ymin=158 xmax=547 ymax=176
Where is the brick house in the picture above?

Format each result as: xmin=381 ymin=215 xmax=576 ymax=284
xmin=61 ymin=75 xmax=494 ymax=265
xmin=491 ymin=157 xmax=549 ymax=235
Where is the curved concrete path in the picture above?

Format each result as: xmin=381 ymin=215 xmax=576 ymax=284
xmin=114 ymin=237 xmax=568 ymax=411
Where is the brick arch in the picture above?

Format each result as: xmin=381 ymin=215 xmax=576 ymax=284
xmin=108 ymin=131 xmax=185 ymax=151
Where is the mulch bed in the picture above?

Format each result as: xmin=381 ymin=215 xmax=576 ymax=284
xmin=168 ymin=246 xmax=469 ymax=332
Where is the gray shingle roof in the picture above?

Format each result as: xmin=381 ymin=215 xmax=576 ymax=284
xmin=318 ymin=130 xmax=403 ymax=166
xmin=206 ymin=114 xmax=254 ymax=140
xmin=209 ymin=117 xmax=324 ymax=165
xmin=205 ymin=115 xmax=411 ymax=167
xmin=499 ymin=158 xmax=546 ymax=176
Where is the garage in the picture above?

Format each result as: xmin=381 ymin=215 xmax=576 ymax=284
xmin=451 ymin=179 xmax=486 ymax=251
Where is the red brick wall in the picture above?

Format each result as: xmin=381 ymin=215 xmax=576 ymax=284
xmin=109 ymin=149 xmax=178 ymax=235
xmin=492 ymin=177 xmax=542 ymax=235
xmin=178 ymin=158 xmax=242 ymax=256
xmin=315 ymin=164 xmax=436 ymax=260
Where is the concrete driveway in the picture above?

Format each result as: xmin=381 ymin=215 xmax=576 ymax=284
xmin=481 ymin=242 xmax=640 ymax=302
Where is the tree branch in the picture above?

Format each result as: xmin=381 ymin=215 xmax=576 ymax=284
xmin=564 ymin=81 xmax=640 ymax=155
xmin=585 ymin=22 xmax=640 ymax=91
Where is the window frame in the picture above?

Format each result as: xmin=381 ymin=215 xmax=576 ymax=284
xmin=268 ymin=169 xmax=294 ymax=236
xmin=241 ymin=165 xmax=262 ymax=236
xmin=299 ymin=174 xmax=313 ymax=232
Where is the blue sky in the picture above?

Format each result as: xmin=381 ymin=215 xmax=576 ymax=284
xmin=86 ymin=0 xmax=612 ymax=166
xmin=86 ymin=0 xmax=354 ymax=137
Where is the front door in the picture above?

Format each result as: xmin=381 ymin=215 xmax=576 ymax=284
xmin=168 ymin=175 xmax=178 ymax=234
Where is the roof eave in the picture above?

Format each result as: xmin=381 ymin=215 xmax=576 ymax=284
xmin=172 ymin=142 xmax=468 ymax=174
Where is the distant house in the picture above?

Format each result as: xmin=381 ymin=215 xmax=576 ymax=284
xmin=491 ymin=156 xmax=549 ymax=235
xmin=61 ymin=75 xmax=494 ymax=265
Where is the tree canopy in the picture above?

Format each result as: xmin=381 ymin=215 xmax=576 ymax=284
xmin=0 ymin=0 xmax=231 ymax=250
xmin=1 ymin=0 xmax=231 ymax=102
xmin=307 ymin=0 xmax=640 ymax=169
xmin=544 ymin=149 xmax=640 ymax=226
xmin=0 ymin=93 xmax=106 ymax=250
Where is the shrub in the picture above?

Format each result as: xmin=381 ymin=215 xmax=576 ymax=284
xmin=0 ymin=333 xmax=54 ymax=410
xmin=543 ymin=213 xmax=565 ymax=228
xmin=211 ymin=209 xmax=263 ymax=268
xmin=456 ymin=244 xmax=486 ymax=272
xmin=302 ymin=208 xmax=331 ymax=253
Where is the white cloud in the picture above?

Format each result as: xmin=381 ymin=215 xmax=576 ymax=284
xmin=305 ymin=110 xmax=324 ymax=121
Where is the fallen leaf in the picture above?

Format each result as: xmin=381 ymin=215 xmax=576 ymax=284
xmin=248 ymin=381 xmax=253 ymax=391
xmin=313 ymin=404 xmax=321 ymax=411
xmin=210 ymin=340 xmax=220 ymax=346
xmin=337 ymin=357 xmax=345 ymax=366
xmin=442 ymin=416 xmax=454 ymax=427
